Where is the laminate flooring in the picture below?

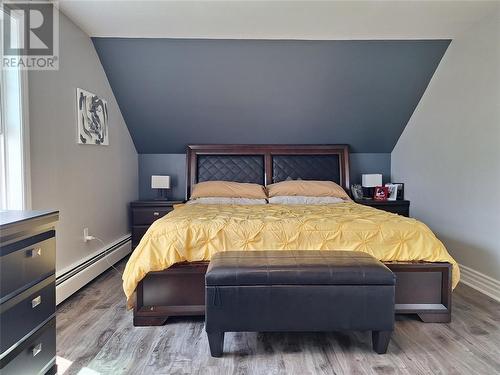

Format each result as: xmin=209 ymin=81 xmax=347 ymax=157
xmin=56 ymin=259 xmax=500 ymax=375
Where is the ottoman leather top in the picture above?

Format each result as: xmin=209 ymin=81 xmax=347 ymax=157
xmin=206 ymin=251 xmax=395 ymax=286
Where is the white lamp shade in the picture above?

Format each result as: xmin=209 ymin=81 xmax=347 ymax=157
xmin=362 ymin=174 xmax=382 ymax=187
xmin=151 ymin=175 xmax=171 ymax=189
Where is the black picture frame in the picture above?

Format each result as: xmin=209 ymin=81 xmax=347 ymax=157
xmin=395 ymin=183 xmax=405 ymax=200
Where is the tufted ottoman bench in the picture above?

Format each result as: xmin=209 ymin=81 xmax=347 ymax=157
xmin=205 ymin=250 xmax=395 ymax=356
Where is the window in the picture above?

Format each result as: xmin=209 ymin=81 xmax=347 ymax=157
xmin=0 ymin=9 xmax=30 ymax=210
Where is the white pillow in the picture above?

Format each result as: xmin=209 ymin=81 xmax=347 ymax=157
xmin=268 ymin=196 xmax=345 ymax=205
xmin=187 ymin=197 xmax=268 ymax=205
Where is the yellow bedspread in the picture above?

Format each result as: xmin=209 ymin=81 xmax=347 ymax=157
xmin=123 ymin=202 xmax=460 ymax=307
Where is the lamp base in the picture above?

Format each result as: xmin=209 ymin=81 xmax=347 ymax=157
xmin=362 ymin=187 xmax=375 ymax=199
xmin=155 ymin=189 xmax=169 ymax=200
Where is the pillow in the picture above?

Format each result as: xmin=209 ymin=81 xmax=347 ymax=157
xmin=187 ymin=197 xmax=267 ymax=205
xmin=266 ymin=180 xmax=351 ymax=200
xmin=268 ymin=196 xmax=345 ymax=205
xmin=191 ymin=181 xmax=267 ymax=199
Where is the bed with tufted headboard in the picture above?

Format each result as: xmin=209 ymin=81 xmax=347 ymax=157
xmin=186 ymin=144 xmax=350 ymax=196
xmin=132 ymin=144 xmax=453 ymax=326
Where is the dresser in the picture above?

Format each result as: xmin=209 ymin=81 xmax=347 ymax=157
xmin=0 ymin=210 xmax=59 ymax=375
xmin=354 ymin=199 xmax=410 ymax=217
xmin=130 ymin=200 xmax=184 ymax=247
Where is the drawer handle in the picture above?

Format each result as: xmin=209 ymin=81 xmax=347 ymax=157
xmin=28 ymin=247 xmax=42 ymax=257
xmin=32 ymin=343 xmax=42 ymax=357
xmin=153 ymin=212 xmax=160 ymax=216
xmin=32 ymin=295 xmax=42 ymax=308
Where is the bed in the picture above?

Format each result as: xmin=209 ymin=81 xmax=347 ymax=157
xmin=126 ymin=144 xmax=458 ymax=326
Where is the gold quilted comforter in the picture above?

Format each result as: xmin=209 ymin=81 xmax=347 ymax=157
xmin=123 ymin=202 xmax=460 ymax=307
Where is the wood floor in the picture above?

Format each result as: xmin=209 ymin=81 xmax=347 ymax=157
xmin=56 ymin=259 xmax=500 ymax=375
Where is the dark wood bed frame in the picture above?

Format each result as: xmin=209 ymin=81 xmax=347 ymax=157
xmin=133 ymin=144 xmax=453 ymax=326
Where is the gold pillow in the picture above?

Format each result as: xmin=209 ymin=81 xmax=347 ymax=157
xmin=266 ymin=180 xmax=351 ymax=200
xmin=191 ymin=181 xmax=267 ymax=199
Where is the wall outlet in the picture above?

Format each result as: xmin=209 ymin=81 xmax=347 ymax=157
xmin=83 ymin=228 xmax=94 ymax=242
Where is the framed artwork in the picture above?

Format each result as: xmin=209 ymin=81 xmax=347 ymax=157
xmin=373 ymin=186 xmax=389 ymax=201
xmin=385 ymin=183 xmax=405 ymax=200
xmin=77 ymin=88 xmax=109 ymax=145
xmin=385 ymin=184 xmax=398 ymax=201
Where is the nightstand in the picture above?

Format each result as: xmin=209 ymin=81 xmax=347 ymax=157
xmin=130 ymin=200 xmax=184 ymax=247
xmin=354 ymin=199 xmax=410 ymax=217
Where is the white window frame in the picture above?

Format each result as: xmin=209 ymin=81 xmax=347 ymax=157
xmin=0 ymin=8 xmax=31 ymax=210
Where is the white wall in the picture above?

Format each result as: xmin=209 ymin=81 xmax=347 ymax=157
xmin=29 ymin=13 xmax=138 ymax=273
xmin=392 ymin=14 xmax=500 ymax=282
xmin=59 ymin=1 xmax=498 ymax=40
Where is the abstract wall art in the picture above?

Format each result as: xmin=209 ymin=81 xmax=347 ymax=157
xmin=77 ymin=88 xmax=109 ymax=145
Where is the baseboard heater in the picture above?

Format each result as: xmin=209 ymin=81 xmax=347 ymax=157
xmin=56 ymin=235 xmax=132 ymax=305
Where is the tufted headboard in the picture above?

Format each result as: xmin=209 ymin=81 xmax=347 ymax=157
xmin=186 ymin=144 xmax=350 ymax=199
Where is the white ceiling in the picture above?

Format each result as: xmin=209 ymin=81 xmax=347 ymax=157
xmin=59 ymin=0 xmax=500 ymax=39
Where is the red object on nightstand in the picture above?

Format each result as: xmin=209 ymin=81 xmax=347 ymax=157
xmin=373 ymin=186 xmax=389 ymax=201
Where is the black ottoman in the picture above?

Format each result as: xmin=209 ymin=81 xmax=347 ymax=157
xmin=205 ymin=251 xmax=395 ymax=356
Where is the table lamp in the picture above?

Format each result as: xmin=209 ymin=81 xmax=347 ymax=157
xmin=361 ymin=174 xmax=382 ymax=199
xmin=151 ymin=175 xmax=171 ymax=200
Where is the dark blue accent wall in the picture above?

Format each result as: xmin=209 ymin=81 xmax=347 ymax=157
xmin=92 ymin=38 xmax=449 ymax=198
xmin=93 ymin=38 xmax=449 ymax=154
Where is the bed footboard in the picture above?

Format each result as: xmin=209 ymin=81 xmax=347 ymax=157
xmin=133 ymin=261 xmax=452 ymax=326
xmin=133 ymin=262 xmax=207 ymax=326
xmin=387 ymin=262 xmax=452 ymax=323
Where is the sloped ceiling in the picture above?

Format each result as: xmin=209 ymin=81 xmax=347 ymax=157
xmin=92 ymin=38 xmax=450 ymax=153
xmin=62 ymin=1 xmax=497 ymax=39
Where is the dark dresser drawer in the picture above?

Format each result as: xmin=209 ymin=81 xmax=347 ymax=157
xmin=0 ymin=210 xmax=58 ymax=375
xmin=132 ymin=207 xmax=173 ymax=225
xmin=132 ymin=226 xmax=149 ymax=246
xmin=0 ymin=318 xmax=56 ymax=375
xmin=375 ymin=204 xmax=409 ymax=217
xmin=0 ymin=276 xmax=56 ymax=354
xmin=130 ymin=201 xmax=183 ymax=248
xmin=0 ymin=231 xmax=56 ymax=301
xmin=354 ymin=199 xmax=410 ymax=217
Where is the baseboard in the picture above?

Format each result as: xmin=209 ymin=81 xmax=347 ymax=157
xmin=459 ymin=263 xmax=500 ymax=302
xmin=55 ymin=234 xmax=132 ymax=305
